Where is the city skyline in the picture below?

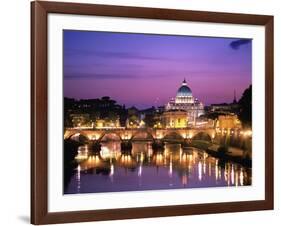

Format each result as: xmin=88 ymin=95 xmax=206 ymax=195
xmin=64 ymin=30 xmax=252 ymax=109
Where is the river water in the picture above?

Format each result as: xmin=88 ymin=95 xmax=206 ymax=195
xmin=64 ymin=141 xmax=251 ymax=194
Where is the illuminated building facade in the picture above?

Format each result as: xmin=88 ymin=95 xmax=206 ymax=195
xmin=161 ymin=110 xmax=188 ymax=128
xmin=215 ymin=114 xmax=242 ymax=129
xmin=94 ymin=118 xmax=120 ymax=129
xmin=165 ymin=79 xmax=204 ymax=125
xmin=70 ymin=113 xmax=92 ymax=128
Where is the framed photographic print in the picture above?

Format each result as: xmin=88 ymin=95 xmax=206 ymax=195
xmin=31 ymin=1 xmax=274 ymax=224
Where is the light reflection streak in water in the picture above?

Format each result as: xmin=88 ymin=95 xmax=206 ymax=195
xmin=198 ymin=161 xmax=202 ymax=181
xmin=76 ymin=165 xmax=81 ymax=193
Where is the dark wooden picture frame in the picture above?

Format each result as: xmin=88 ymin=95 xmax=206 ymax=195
xmin=31 ymin=1 xmax=274 ymax=224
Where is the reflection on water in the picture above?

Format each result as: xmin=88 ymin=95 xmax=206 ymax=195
xmin=65 ymin=141 xmax=251 ymax=194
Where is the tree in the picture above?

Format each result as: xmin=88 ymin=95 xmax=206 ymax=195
xmin=238 ymin=85 xmax=252 ymax=127
xmin=144 ymin=114 xmax=156 ymax=128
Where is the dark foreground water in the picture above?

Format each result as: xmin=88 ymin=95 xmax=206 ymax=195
xmin=64 ymin=141 xmax=251 ymax=194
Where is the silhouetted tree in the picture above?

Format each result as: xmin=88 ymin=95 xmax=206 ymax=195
xmin=144 ymin=114 xmax=156 ymax=128
xmin=238 ymin=85 xmax=252 ymax=127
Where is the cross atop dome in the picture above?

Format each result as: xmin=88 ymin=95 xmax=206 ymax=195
xmin=182 ymin=78 xmax=187 ymax=85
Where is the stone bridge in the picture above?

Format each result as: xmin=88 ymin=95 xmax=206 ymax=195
xmin=64 ymin=127 xmax=216 ymax=142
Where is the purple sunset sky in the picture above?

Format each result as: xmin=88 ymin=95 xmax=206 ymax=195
xmin=63 ymin=30 xmax=252 ymax=109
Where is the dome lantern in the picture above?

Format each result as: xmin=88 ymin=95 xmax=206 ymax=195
xmin=176 ymin=78 xmax=192 ymax=97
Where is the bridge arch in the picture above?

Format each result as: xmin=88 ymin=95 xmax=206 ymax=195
xmin=98 ymin=131 xmax=122 ymax=142
xmin=192 ymin=131 xmax=213 ymax=142
xmin=163 ymin=131 xmax=184 ymax=141
xmin=65 ymin=129 xmax=90 ymax=140
xmin=130 ymin=129 xmax=155 ymax=141
xmin=68 ymin=132 xmax=90 ymax=142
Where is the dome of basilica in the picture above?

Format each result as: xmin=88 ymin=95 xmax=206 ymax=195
xmin=176 ymin=79 xmax=192 ymax=97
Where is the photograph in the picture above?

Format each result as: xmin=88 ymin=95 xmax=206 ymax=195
xmin=63 ymin=30 xmax=253 ymax=194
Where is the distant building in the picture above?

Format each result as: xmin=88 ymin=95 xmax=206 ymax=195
xmin=94 ymin=118 xmax=121 ymax=129
xmin=194 ymin=117 xmax=215 ymax=128
xmin=209 ymin=103 xmax=233 ymax=112
xmin=209 ymin=90 xmax=240 ymax=114
xmin=165 ymin=79 xmax=204 ymax=124
xmin=64 ymin=96 xmax=128 ymax=127
xmin=70 ymin=113 xmax=92 ymax=128
xmin=161 ymin=110 xmax=188 ymax=128
xmin=156 ymin=106 xmax=165 ymax=114
xmin=215 ymin=114 xmax=242 ymax=129
xmin=209 ymin=103 xmax=240 ymax=113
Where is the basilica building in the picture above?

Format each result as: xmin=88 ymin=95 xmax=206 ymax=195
xmin=165 ymin=79 xmax=204 ymax=125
